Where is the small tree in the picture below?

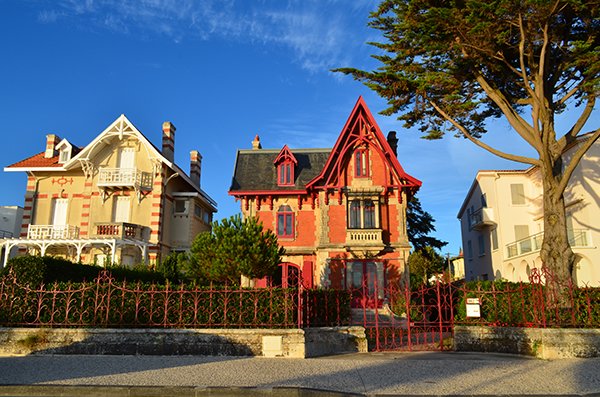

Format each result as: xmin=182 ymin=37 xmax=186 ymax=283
xmin=185 ymin=215 xmax=285 ymax=284
xmin=408 ymin=247 xmax=446 ymax=286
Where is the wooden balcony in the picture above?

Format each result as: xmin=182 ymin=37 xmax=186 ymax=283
xmin=346 ymin=229 xmax=383 ymax=247
xmin=93 ymin=222 xmax=149 ymax=241
xmin=97 ymin=168 xmax=153 ymax=190
xmin=27 ymin=224 xmax=80 ymax=240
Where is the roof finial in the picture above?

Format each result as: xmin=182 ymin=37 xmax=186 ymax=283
xmin=252 ymin=134 xmax=262 ymax=150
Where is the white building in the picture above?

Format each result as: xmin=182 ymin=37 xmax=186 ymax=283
xmin=0 ymin=206 xmax=24 ymax=263
xmin=457 ymin=135 xmax=599 ymax=286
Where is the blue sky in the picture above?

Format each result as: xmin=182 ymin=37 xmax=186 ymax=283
xmin=0 ymin=0 xmax=548 ymax=254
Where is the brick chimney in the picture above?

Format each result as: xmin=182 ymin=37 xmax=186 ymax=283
xmin=386 ymin=131 xmax=398 ymax=157
xmin=189 ymin=150 xmax=202 ymax=188
xmin=162 ymin=121 xmax=176 ymax=162
xmin=45 ymin=134 xmax=60 ymax=158
xmin=252 ymin=135 xmax=262 ymax=150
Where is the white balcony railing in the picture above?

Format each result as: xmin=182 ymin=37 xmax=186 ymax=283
xmin=505 ymin=229 xmax=593 ymax=259
xmin=346 ymin=229 xmax=383 ymax=246
xmin=27 ymin=224 xmax=80 ymax=240
xmin=97 ymin=168 xmax=152 ymax=190
xmin=469 ymin=207 xmax=496 ymax=230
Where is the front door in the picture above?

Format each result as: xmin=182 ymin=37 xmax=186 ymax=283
xmin=347 ymin=260 xmax=386 ymax=308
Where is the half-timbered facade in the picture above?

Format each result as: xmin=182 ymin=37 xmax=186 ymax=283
xmin=229 ymin=97 xmax=421 ymax=300
xmin=3 ymin=115 xmax=217 ymax=266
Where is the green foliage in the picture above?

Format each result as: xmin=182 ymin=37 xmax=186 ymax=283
xmin=406 ymin=195 xmax=447 ymax=251
xmin=186 ymin=215 xmax=285 ymax=284
xmin=408 ymin=247 xmax=446 ymax=286
xmin=455 ymin=280 xmax=600 ymax=327
xmin=156 ymin=252 xmax=188 ymax=283
xmin=1 ymin=255 xmax=165 ymax=285
xmin=335 ymin=0 xmax=599 ymax=138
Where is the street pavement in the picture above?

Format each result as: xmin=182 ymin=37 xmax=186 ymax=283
xmin=0 ymin=352 xmax=599 ymax=396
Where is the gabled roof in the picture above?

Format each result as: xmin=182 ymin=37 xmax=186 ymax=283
xmin=307 ymin=96 xmax=421 ymax=190
xmin=273 ymin=145 xmax=298 ymax=165
xmin=230 ymin=148 xmax=331 ymax=193
xmin=4 ymin=114 xmax=217 ymax=209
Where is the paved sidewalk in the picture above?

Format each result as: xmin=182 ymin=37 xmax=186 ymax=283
xmin=0 ymin=352 xmax=599 ymax=396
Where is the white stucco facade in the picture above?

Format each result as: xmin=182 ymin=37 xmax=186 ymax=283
xmin=457 ymin=136 xmax=599 ymax=286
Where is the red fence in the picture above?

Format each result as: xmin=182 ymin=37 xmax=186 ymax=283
xmin=0 ymin=267 xmax=598 ymax=352
xmin=0 ymin=271 xmax=350 ymax=329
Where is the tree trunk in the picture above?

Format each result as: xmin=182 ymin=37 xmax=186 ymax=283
xmin=539 ymin=167 xmax=574 ymax=285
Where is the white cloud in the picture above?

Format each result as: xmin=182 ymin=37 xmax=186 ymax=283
xmin=33 ymin=0 xmax=376 ymax=73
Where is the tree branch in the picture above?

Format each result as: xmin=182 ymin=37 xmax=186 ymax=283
xmin=475 ymin=73 xmax=544 ymax=153
xmin=429 ymin=100 xmax=541 ymax=166
xmin=555 ymin=128 xmax=600 ymax=200
xmin=557 ymin=96 xmax=597 ymax=150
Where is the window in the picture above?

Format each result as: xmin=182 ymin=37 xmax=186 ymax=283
xmin=467 ymin=240 xmax=473 ymax=259
xmin=59 ymin=148 xmax=70 ymax=163
xmin=203 ymin=210 xmax=211 ymax=224
xmin=194 ymin=204 xmax=202 ymax=218
xmin=278 ymin=162 xmax=294 ymax=186
xmin=510 ymin=184 xmax=525 ymax=205
xmin=347 ymin=199 xmax=379 ymax=229
xmin=354 ymin=148 xmax=369 ymax=177
xmin=174 ymin=200 xmax=187 ymax=214
xmin=277 ymin=205 xmax=294 ymax=238
xmin=481 ymin=193 xmax=487 ymax=208
xmin=491 ymin=228 xmax=498 ymax=250
xmin=113 ymin=196 xmax=130 ymax=223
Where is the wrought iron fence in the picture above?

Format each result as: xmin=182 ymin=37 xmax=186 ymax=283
xmin=0 ymin=270 xmax=350 ymax=329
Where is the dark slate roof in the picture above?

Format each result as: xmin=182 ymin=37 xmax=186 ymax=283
xmin=230 ymin=148 xmax=331 ymax=192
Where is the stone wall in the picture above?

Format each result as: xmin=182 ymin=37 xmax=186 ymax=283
xmin=454 ymin=326 xmax=600 ymax=359
xmin=0 ymin=327 xmax=367 ymax=358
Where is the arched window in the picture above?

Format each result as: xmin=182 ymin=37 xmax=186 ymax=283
xmin=354 ymin=148 xmax=369 ymax=177
xmin=277 ymin=205 xmax=294 ymax=238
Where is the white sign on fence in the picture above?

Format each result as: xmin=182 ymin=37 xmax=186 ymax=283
xmin=466 ymin=298 xmax=481 ymax=318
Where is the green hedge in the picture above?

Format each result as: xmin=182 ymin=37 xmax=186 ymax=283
xmin=0 ymin=255 xmax=166 ymax=286
xmin=455 ymin=280 xmax=600 ymax=327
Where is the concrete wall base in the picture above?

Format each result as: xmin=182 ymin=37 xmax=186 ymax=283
xmin=454 ymin=326 xmax=600 ymax=359
xmin=0 ymin=327 xmax=367 ymax=358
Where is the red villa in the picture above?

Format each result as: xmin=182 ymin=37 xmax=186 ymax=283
xmin=229 ymin=97 xmax=421 ymax=303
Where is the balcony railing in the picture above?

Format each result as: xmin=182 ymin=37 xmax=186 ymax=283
xmin=505 ymin=229 xmax=593 ymax=259
xmin=346 ymin=229 xmax=383 ymax=246
xmin=469 ymin=207 xmax=496 ymax=230
xmin=27 ymin=225 xmax=80 ymax=240
xmin=97 ymin=168 xmax=153 ymax=190
xmin=93 ymin=222 xmax=148 ymax=241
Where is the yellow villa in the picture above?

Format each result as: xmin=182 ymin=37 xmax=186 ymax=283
xmin=3 ymin=115 xmax=217 ymax=267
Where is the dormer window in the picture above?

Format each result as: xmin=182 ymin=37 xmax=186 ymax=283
xmin=55 ymin=139 xmax=73 ymax=164
xmin=354 ymin=148 xmax=369 ymax=178
xmin=278 ymin=162 xmax=293 ymax=186
xmin=274 ymin=145 xmax=298 ymax=187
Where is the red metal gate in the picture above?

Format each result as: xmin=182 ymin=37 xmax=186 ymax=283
xmin=350 ymin=279 xmax=456 ymax=351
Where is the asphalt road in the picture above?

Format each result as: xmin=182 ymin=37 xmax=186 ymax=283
xmin=0 ymin=352 xmax=599 ymax=396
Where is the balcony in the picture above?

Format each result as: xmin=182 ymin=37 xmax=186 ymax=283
xmin=98 ymin=168 xmax=153 ymax=190
xmin=27 ymin=224 xmax=80 ymax=240
xmin=505 ymin=229 xmax=593 ymax=259
xmin=469 ymin=207 xmax=496 ymax=230
xmin=93 ymin=222 xmax=149 ymax=241
xmin=346 ymin=229 xmax=383 ymax=247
